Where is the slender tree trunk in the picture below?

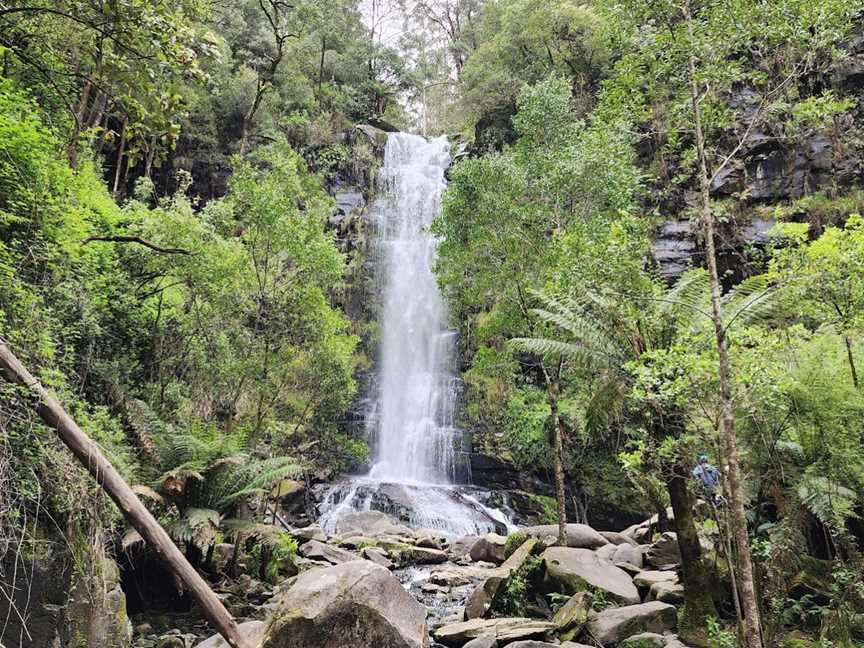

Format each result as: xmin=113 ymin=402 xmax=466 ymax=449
xmin=0 ymin=340 xmax=253 ymax=648
xmin=684 ymin=7 xmax=763 ymax=646
xmin=843 ymin=334 xmax=859 ymax=388
xmin=318 ymin=36 xmax=327 ymax=92
xmin=113 ymin=122 xmax=127 ymax=197
xmin=546 ymin=376 xmax=567 ymax=545
xmin=668 ymin=464 xmax=718 ymax=639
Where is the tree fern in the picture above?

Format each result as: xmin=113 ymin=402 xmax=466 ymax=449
xmin=797 ymin=474 xmax=859 ymax=531
xmin=166 ymin=507 xmax=220 ymax=549
xmin=208 ymin=456 xmax=304 ymax=510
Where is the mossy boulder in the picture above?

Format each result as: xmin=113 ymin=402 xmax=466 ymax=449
xmin=261 ymin=560 xmax=428 ymax=648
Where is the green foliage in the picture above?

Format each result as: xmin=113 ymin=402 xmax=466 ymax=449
xmin=504 ymin=531 xmax=528 ymax=559
xmin=490 ymin=553 xmax=543 ymax=617
xmin=706 ymin=617 xmax=737 ymax=648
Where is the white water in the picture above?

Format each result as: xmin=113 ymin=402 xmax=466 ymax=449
xmin=314 ymin=132 xmax=514 ymax=537
xmin=367 ymin=133 xmax=458 ymax=484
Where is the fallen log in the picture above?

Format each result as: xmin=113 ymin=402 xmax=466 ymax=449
xmin=0 ymin=339 xmax=254 ymax=648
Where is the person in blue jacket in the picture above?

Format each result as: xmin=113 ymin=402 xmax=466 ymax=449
xmin=692 ymin=454 xmax=724 ymax=507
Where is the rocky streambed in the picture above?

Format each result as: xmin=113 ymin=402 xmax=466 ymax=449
xmin=128 ymin=509 xmax=712 ymax=648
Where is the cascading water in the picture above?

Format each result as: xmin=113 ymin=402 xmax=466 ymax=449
xmin=368 ymin=133 xmax=458 ymax=484
xmin=316 ymin=132 xmax=514 ymax=537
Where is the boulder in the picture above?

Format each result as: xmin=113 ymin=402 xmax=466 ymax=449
xmin=416 ymin=535 xmax=445 ymax=550
xmin=649 ymin=580 xmax=685 ymax=604
xmin=469 ymin=534 xmax=508 ymax=564
xmin=335 ymin=510 xmax=415 ymax=539
xmin=260 ymin=560 xmax=428 ymax=648
xmin=463 ymin=637 xmax=498 ymax=648
xmin=383 ymin=543 xmax=448 ymax=566
xmin=612 ymin=544 xmax=644 ymax=568
xmin=433 ymin=618 xmax=554 ymax=647
xmin=450 ymin=535 xmax=480 ymax=558
xmin=298 ymin=539 xmax=356 ymax=565
xmin=601 ymin=531 xmax=639 ymax=546
xmin=196 ymin=622 xmax=265 ymax=648
xmin=620 ymin=632 xmax=666 ymax=648
xmin=560 ymin=644 xmax=596 ymax=648
xmin=587 ymin=602 xmax=677 ymax=646
xmin=504 ymin=643 xmax=561 ymax=648
xmin=633 ymin=571 xmax=678 ymax=589
xmin=596 ymin=543 xmax=618 ymax=561
xmin=523 ymin=524 xmax=607 ymax=549
xmin=291 ymin=524 xmax=326 ymax=542
xmin=464 ymin=538 xmax=539 ymax=619
xmin=646 ymin=533 xmax=681 ymax=570
xmin=551 ymin=591 xmax=592 ymax=641
xmin=543 ymin=547 xmax=640 ymax=605
xmin=362 ymin=546 xmax=394 ymax=569
xmin=615 ymin=562 xmax=644 ymax=577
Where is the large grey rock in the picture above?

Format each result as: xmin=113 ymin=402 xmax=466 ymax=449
xmin=504 ymin=642 xmax=561 ymax=648
xmin=601 ymin=532 xmax=639 ymax=546
xmin=633 ymin=570 xmax=678 ymax=589
xmin=362 ymin=546 xmax=394 ymax=569
xmin=464 ymin=538 xmax=539 ymax=619
xmin=433 ymin=618 xmax=554 ymax=647
xmin=620 ymin=632 xmax=666 ymax=648
xmin=650 ymin=580 xmax=685 ymax=604
xmin=612 ymin=543 xmax=644 ymax=568
xmin=587 ymin=602 xmax=677 ymax=645
xmin=469 ymin=534 xmax=507 ymax=564
xmin=298 ymin=539 xmax=356 ymax=565
xmin=335 ymin=510 xmax=414 ymax=539
xmin=291 ymin=524 xmax=326 ymax=542
xmin=195 ymin=622 xmax=265 ymax=648
xmin=543 ymin=547 xmax=640 ymax=605
xmin=596 ymin=543 xmax=618 ymax=561
xmin=450 ymin=535 xmax=480 ymax=558
xmin=463 ymin=637 xmax=497 ymax=648
xmin=646 ymin=533 xmax=681 ymax=570
xmin=523 ymin=524 xmax=607 ymax=549
xmin=261 ymin=560 xmax=428 ymax=648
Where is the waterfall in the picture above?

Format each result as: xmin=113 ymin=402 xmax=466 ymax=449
xmin=314 ymin=132 xmax=514 ymax=537
xmin=367 ymin=133 xmax=459 ymax=484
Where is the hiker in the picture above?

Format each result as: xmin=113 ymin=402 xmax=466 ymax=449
xmin=692 ymin=454 xmax=724 ymax=507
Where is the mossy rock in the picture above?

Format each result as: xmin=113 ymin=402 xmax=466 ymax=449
xmin=782 ymin=630 xmax=817 ymax=648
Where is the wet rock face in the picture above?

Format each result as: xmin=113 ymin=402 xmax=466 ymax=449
xmin=64 ymin=555 xmax=133 ymax=648
xmin=260 ymin=560 xmax=429 ymax=648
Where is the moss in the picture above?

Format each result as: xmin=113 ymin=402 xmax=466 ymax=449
xmin=504 ymin=531 xmax=528 ymax=559
xmin=489 ymin=553 xmax=544 ymax=617
xmin=528 ymin=494 xmax=558 ymax=525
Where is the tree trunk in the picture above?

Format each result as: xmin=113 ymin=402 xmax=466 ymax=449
xmin=668 ymin=464 xmax=718 ymax=639
xmin=684 ymin=7 xmax=763 ymax=645
xmin=0 ymin=340 xmax=254 ymax=648
xmin=112 ymin=122 xmax=127 ymax=197
xmin=844 ymin=334 xmax=858 ymax=388
xmin=546 ymin=377 xmax=568 ymax=545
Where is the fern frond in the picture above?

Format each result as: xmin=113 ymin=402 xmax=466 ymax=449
xmin=797 ymin=475 xmax=859 ymax=528
xmin=724 ymin=274 xmax=790 ymax=330
xmin=509 ymin=337 xmax=616 ymax=369
xmin=221 ymin=519 xmax=285 ymax=545
xmin=209 ymin=457 xmax=304 ymax=510
xmin=166 ymin=507 xmax=220 ymax=549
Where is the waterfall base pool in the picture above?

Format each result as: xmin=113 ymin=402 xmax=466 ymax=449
xmin=314 ymin=478 xmax=516 ymax=538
